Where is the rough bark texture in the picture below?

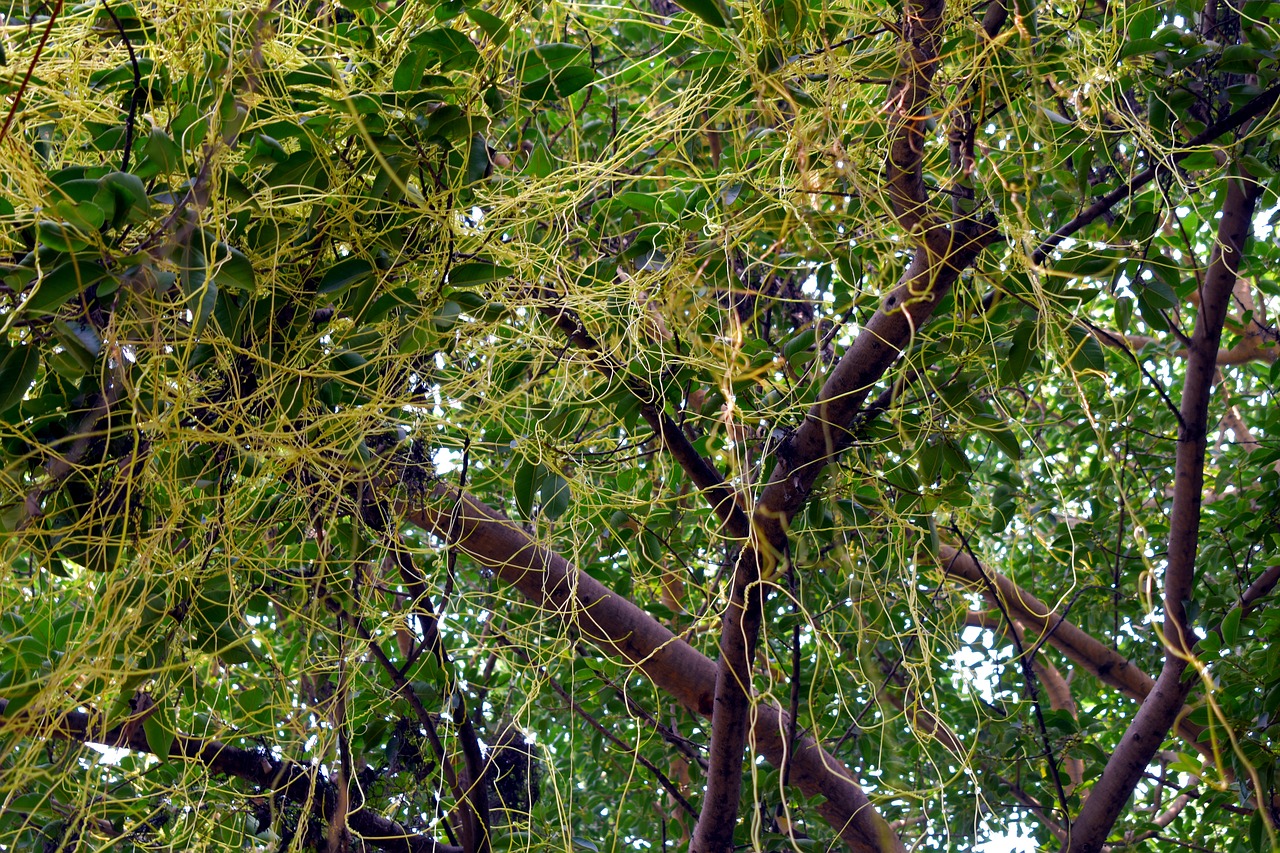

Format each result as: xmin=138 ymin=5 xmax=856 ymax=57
xmin=1063 ymin=172 xmax=1261 ymax=853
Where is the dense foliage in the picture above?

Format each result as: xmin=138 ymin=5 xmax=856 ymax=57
xmin=0 ymin=0 xmax=1278 ymax=850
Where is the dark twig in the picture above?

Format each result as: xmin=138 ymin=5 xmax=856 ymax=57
xmin=0 ymin=0 xmax=64 ymax=148
xmin=100 ymin=0 xmax=142 ymax=172
xmin=1032 ymin=82 xmax=1280 ymax=265
xmin=953 ymin=526 xmax=1071 ymax=822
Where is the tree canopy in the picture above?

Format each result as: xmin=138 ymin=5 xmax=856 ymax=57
xmin=0 ymin=0 xmax=1278 ymax=850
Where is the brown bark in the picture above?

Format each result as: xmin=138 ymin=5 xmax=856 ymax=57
xmin=943 ymin=547 xmax=1211 ymax=759
xmin=691 ymin=0 xmax=1006 ymax=842
xmin=406 ymin=487 xmax=903 ymax=853
xmin=1064 ymin=171 xmax=1261 ymax=853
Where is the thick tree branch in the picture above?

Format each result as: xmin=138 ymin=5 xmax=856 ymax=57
xmin=1065 ymin=169 xmax=1261 ymax=853
xmin=404 ymin=486 xmax=902 ymax=853
xmin=941 ymin=546 xmax=1209 ymax=757
xmin=693 ymin=0 xmax=1005 ymax=840
xmin=1238 ymin=563 xmax=1280 ymax=616
xmin=0 ymin=699 xmax=461 ymax=853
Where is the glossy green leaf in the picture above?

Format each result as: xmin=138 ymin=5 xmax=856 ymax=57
xmin=20 ymin=259 xmax=109 ymax=316
xmin=1067 ymin=326 xmax=1106 ymax=373
xmin=0 ymin=345 xmax=39 ymax=415
xmin=212 ymin=243 xmax=256 ymax=293
xmin=393 ymin=46 xmax=433 ymax=93
xmin=520 ymin=65 xmax=595 ymax=101
xmin=999 ymin=319 xmax=1037 ymax=385
xmin=542 ymin=471 xmax=571 ymax=519
xmin=143 ymin=700 xmax=176 ymax=762
xmin=671 ymin=0 xmax=730 ymax=27
xmin=34 ymin=221 xmax=90 ymax=254
xmin=972 ymin=413 xmax=1022 ymax=461
xmin=515 ymin=43 xmax=590 ymax=83
xmin=514 ymin=458 xmax=542 ymax=520
xmin=449 ymin=261 xmax=514 ymax=287
xmin=466 ymin=7 xmax=510 ymax=43
xmin=413 ymin=28 xmax=480 ymax=71
xmin=466 ymin=133 xmax=491 ymax=184
xmin=319 ymin=257 xmax=376 ymax=296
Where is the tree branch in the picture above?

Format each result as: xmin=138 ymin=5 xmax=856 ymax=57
xmin=404 ymin=485 xmax=902 ymax=853
xmin=1065 ymin=169 xmax=1262 ymax=853
xmin=1031 ymin=83 xmax=1279 ymax=266
xmin=0 ymin=699 xmax=462 ymax=853
xmin=692 ymin=0 xmax=1007 ymax=840
xmin=940 ymin=545 xmax=1209 ymax=757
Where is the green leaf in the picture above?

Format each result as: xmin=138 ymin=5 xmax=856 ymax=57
xmin=331 ymin=350 xmax=376 ymax=391
xmin=143 ymin=700 xmax=176 ymax=762
xmin=393 ymin=46 xmax=432 ymax=93
xmin=1218 ymin=44 xmax=1263 ymax=74
xmin=138 ymin=128 xmax=182 ymax=178
xmin=1067 ymin=326 xmax=1106 ymax=373
xmin=34 ymin=221 xmax=90 ymax=254
xmin=1037 ymin=105 xmax=1073 ymax=125
xmin=212 ymin=243 xmax=256 ymax=293
xmin=100 ymin=171 xmax=151 ymax=224
xmin=515 ymin=44 xmax=589 ymax=83
xmin=49 ymin=179 xmax=108 ymax=231
xmin=413 ymin=28 xmax=480 ymax=72
xmin=466 ymin=133 xmax=491 ymax=184
xmin=514 ymin=458 xmax=542 ymax=520
xmin=466 ymin=7 xmax=510 ymax=43
xmin=21 ymin=259 xmax=109 ymax=317
xmin=999 ymin=319 xmax=1037 ymax=385
xmin=1221 ymin=606 xmax=1241 ymax=646
xmin=449 ymin=261 xmax=513 ymax=287
xmin=319 ymin=257 xmax=376 ymax=296
xmin=189 ymin=278 xmax=219 ymax=335
xmin=1249 ymin=809 xmax=1266 ymax=853
xmin=542 ymin=472 xmax=571 ymax=520
xmin=433 ymin=300 xmax=463 ymax=331
xmin=0 ymin=344 xmax=40 ymax=415
xmin=521 ymin=65 xmax=595 ymax=101
xmin=1178 ymin=150 xmax=1220 ymax=171
xmin=671 ymin=0 xmax=730 ymax=27
xmin=972 ymin=413 xmax=1022 ymax=461
xmin=1115 ymin=295 xmax=1133 ymax=331
xmin=1119 ymin=38 xmax=1163 ymax=58
xmin=267 ymin=150 xmax=329 ymax=194
xmin=680 ymin=50 xmax=733 ymax=71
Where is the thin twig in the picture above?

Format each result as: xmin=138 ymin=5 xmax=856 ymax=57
xmin=100 ymin=0 xmax=142 ymax=172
